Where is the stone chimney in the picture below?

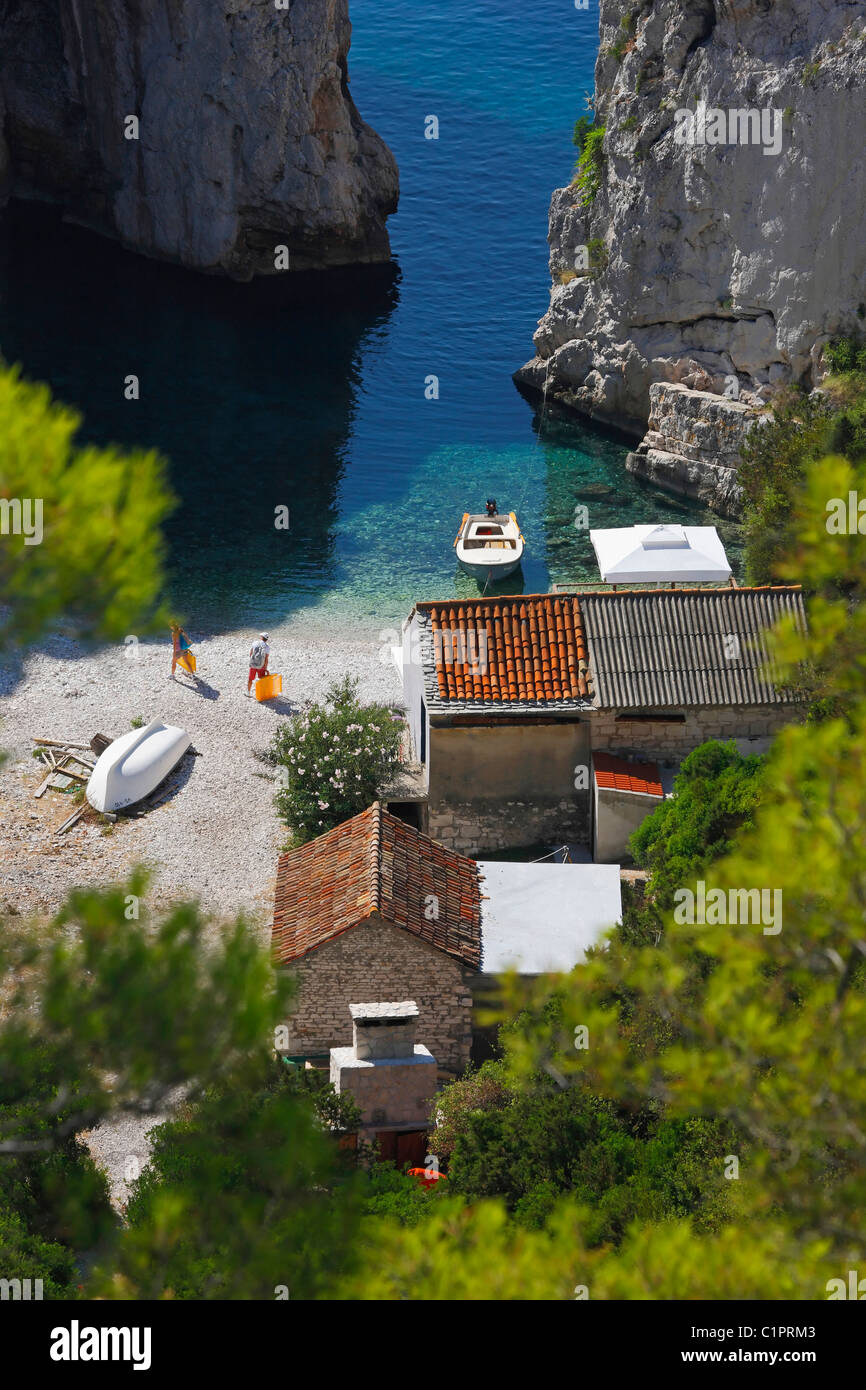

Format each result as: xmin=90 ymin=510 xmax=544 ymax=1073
xmin=330 ymin=1001 xmax=437 ymax=1131
xmin=351 ymin=1001 xmax=418 ymax=1060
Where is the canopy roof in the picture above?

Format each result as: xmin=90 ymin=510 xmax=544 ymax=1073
xmin=589 ymin=524 xmax=732 ymax=583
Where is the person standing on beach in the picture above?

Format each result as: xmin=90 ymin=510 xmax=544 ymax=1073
xmin=170 ymin=622 xmax=193 ymax=681
xmin=247 ymin=632 xmax=270 ymax=696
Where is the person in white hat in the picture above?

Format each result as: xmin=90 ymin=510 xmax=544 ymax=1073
xmin=246 ymin=632 xmax=271 ymax=696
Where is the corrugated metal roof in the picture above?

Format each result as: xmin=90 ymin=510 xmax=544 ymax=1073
xmin=581 ymin=587 xmax=806 ymax=708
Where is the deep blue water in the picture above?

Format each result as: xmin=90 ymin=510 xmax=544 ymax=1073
xmin=0 ymin=0 xmax=742 ymax=636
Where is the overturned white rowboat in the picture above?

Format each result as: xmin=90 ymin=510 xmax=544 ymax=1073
xmin=86 ymin=719 xmax=191 ymax=813
xmin=454 ymin=510 xmax=525 ymax=584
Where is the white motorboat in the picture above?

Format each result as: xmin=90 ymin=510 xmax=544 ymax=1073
xmin=454 ymin=505 xmax=525 ymax=584
xmin=86 ymin=719 xmax=191 ymax=813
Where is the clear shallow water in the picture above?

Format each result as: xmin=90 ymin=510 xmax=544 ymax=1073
xmin=0 ymin=0 xmax=742 ymax=639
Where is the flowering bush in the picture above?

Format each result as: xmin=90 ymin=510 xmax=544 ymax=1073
xmin=266 ymin=676 xmax=404 ymax=844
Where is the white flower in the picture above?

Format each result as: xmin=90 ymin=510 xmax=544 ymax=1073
xmin=318 ymin=800 xmax=329 ymax=809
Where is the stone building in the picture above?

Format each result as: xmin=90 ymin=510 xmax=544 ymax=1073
xmin=272 ymin=803 xmax=480 ymax=1076
xmin=397 ymin=586 xmax=806 ymax=855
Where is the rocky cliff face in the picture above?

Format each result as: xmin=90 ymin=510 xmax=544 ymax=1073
xmin=0 ymin=0 xmax=398 ymax=277
xmin=516 ymin=0 xmax=866 ymax=507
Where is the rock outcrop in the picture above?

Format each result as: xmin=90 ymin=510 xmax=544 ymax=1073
xmin=515 ymin=0 xmax=866 ymax=505
xmin=0 ymin=0 xmax=398 ymax=278
xmin=626 ymin=382 xmax=753 ymax=516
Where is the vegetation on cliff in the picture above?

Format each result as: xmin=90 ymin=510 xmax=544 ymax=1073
xmin=741 ymin=339 xmax=866 ymax=585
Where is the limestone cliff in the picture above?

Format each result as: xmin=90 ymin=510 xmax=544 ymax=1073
xmin=0 ymin=0 xmax=398 ymax=277
xmin=516 ymin=0 xmax=866 ymax=510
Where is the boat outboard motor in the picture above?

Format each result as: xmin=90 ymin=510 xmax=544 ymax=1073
xmin=486 ymin=498 xmax=498 ymax=517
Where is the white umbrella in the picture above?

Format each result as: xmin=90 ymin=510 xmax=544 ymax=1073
xmin=589 ymin=524 xmax=732 ymax=583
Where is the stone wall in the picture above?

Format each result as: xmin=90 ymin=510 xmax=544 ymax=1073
xmin=587 ymin=705 xmax=796 ymax=763
xmin=425 ymin=795 xmax=589 ymax=856
xmin=424 ymin=718 xmax=590 ymax=852
xmin=281 ymin=916 xmax=474 ymax=1075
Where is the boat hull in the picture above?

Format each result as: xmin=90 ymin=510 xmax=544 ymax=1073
xmin=457 ymin=554 xmax=523 ymax=582
xmin=86 ymin=719 xmax=191 ymax=813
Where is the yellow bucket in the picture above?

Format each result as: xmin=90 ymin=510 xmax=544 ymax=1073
xmin=255 ymin=673 xmax=282 ymax=702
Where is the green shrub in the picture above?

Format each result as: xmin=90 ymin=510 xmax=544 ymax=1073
xmin=266 ymin=676 xmax=403 ymax=844
xmin=587 ymin=237 xmax=609 ymax=274
xmin=433 ymin=1061 xmax=739 ymax=1242
xmin=360 ymin=1161 xmax=450 ymax=1226
xmin=740 ymin=383 xmax=866 ymax=583
xmin=574 ymin=126 xmax=606 ymax=207
xmin=628 ymin=740 xmax=766 ymax=909
xmin=572 ymin=114 xmax=594 ymax=155
xmin=825 ymin=337 xmax=866 ymax=375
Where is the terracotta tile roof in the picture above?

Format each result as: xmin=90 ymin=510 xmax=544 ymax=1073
xmin=272 ymin=803 xmax=481 ymax=970
xmin=416 ymin=594 xmax=591 ymax=707
xmin=593 ymin=752 xmax=663 ymax=798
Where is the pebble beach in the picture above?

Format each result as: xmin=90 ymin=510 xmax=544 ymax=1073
xmin=0 ymin=621 xmax=402 ymax=934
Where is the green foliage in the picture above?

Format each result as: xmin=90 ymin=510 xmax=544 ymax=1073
xmin=739 ymin=388 xmax=852 ymax=583
xmin=0 ymin=362 xmax=174 ymax=648
xmin=431 ymin=1060 xmax=511 ymax=1159
xmin=0 ymin=1211 xmax=80 ymax=1299
xmin=629 ymin=740 xmax=766 ymax=908
xmin=771 ymin=455 xmax=866 ymax=717
xmin=587 ymin=237 xmax=609 ymax=274
xmin=266 ymin=675 xmax=403 ymax=844
xmin=359 ymin=1161 xmax=449 ymax=1227
xmin=574 ymin=126 xmax=606 ymax=207
xmin=824 ymin=337 xmax=866 ymax=375
xmin=435 ymin=1064 xmax=740 ymax=1244
xmin=572 ymin=115 xmax=594 ymax=155
xmin=109 ymin=1059 xmax=361 ymax=1299
xmin=0 ymin=879 xmax=364 ymax=1299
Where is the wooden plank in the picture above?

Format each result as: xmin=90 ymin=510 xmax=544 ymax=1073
xmin=64 ymin=754 xmax=95 ymax=772
xmin=33 ymin=738 xmax=92 ymax=751
xmin=56 ymin=806 xmax=86 ymax=835
xmin=34 ymin=773 xmax=54 ymax=798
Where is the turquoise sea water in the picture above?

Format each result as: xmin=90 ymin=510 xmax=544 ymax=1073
xmin=0 ymin=0 xmax=742 ymax=637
